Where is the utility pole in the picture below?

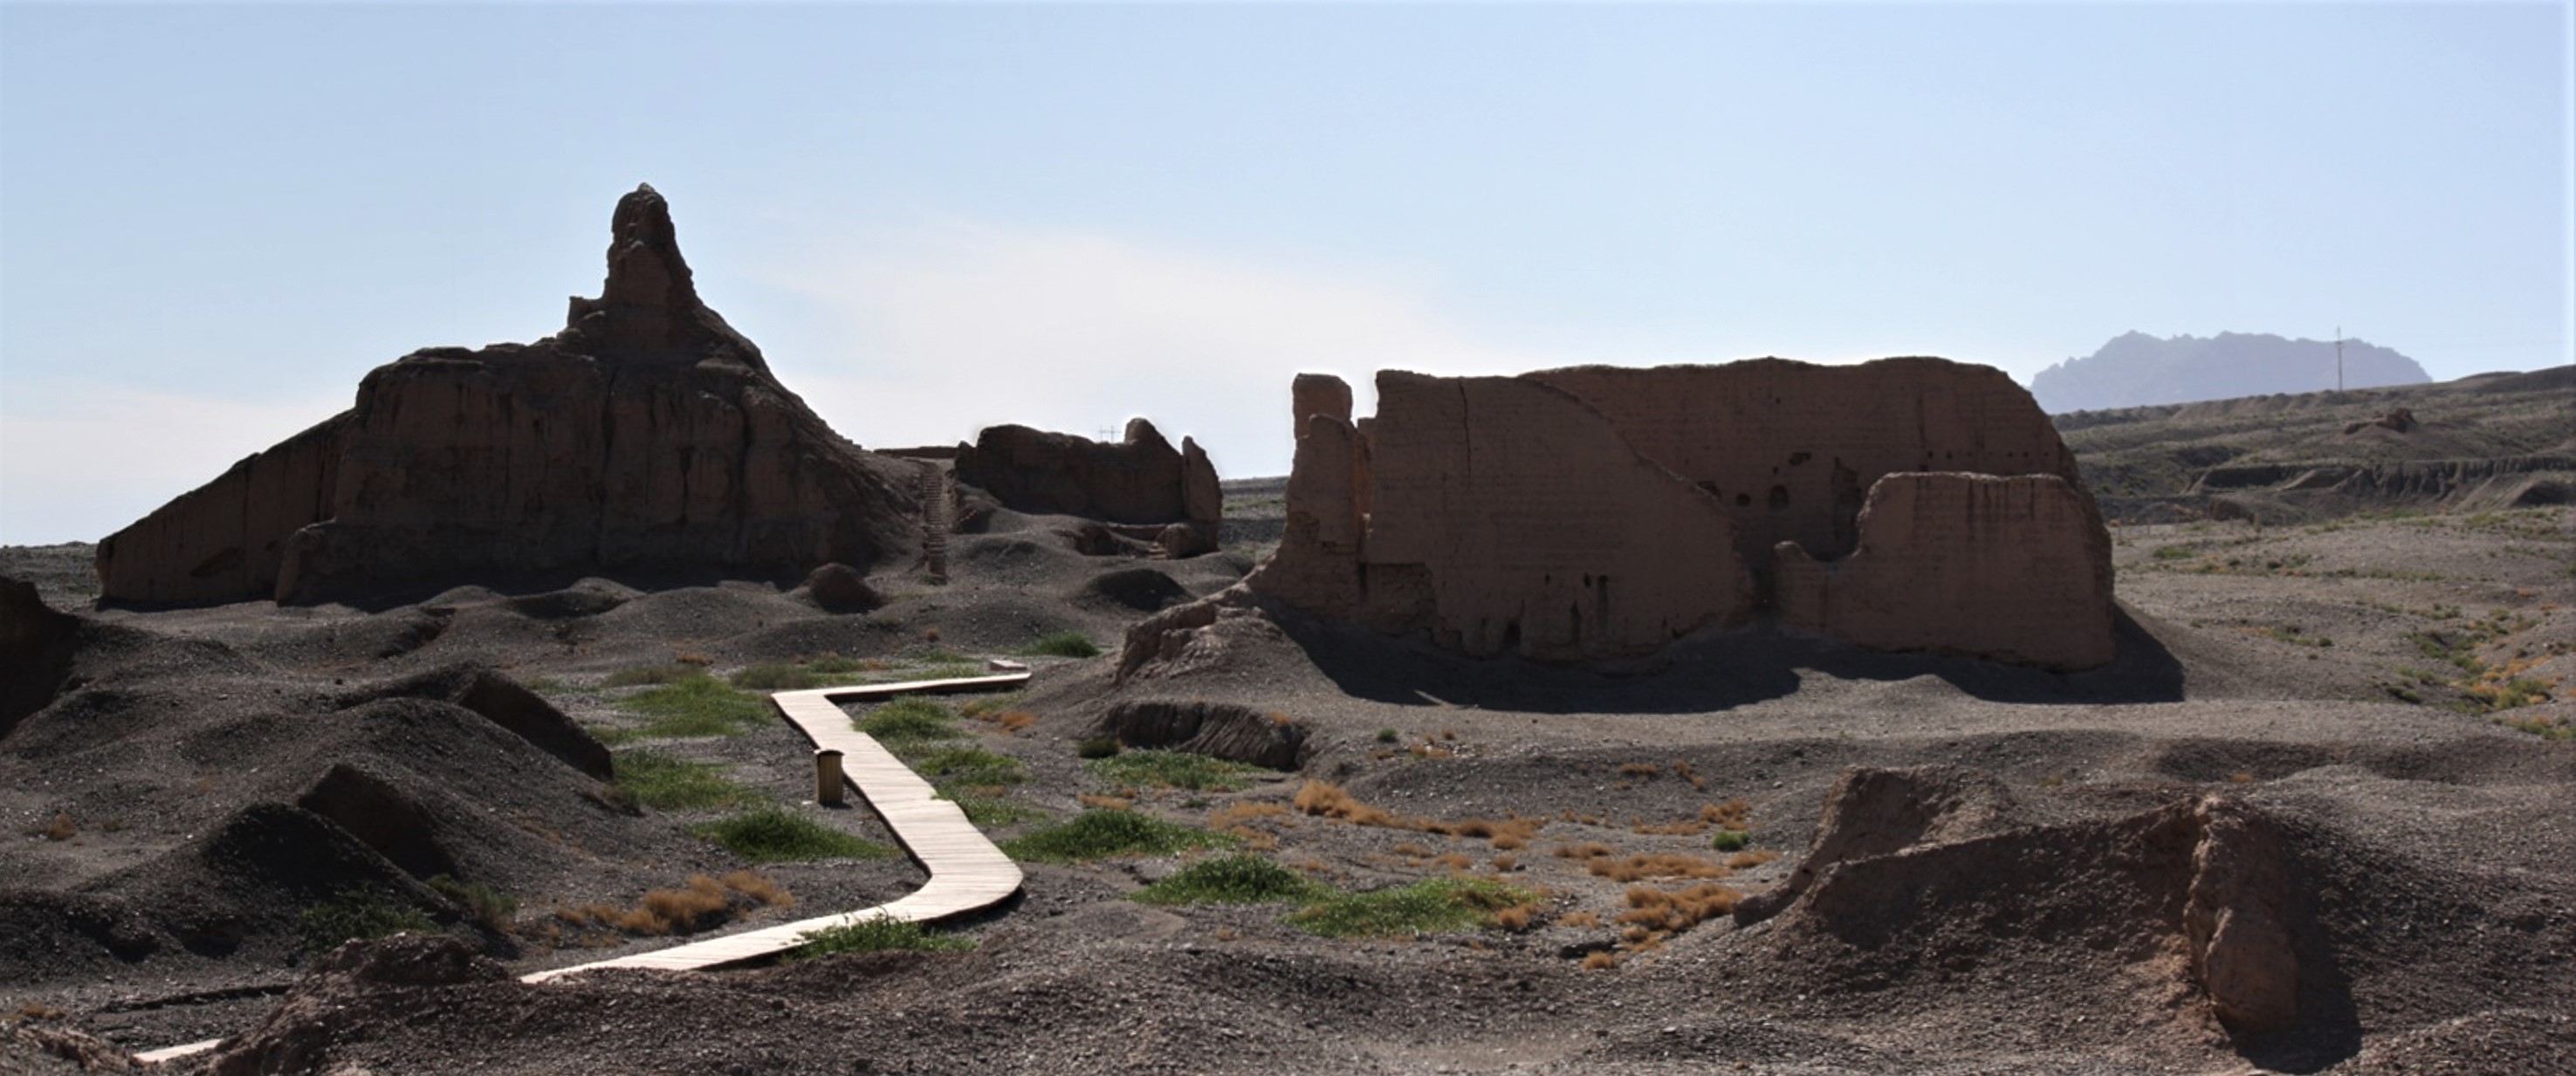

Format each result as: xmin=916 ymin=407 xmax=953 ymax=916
xmin=2335 ymin=326 xmax=2345 ymax=393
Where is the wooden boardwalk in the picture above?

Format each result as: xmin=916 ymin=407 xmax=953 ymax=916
xmin=138 ymin=671 xmax=1032 ymax=1064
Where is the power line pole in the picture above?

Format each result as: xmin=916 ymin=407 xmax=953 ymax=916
xmin=2335 ymin=326 xmax=2345 ymax=393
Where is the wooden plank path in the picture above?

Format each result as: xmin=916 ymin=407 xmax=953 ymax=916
xmin=137 ymin=671 xmax=1032 ymax=1065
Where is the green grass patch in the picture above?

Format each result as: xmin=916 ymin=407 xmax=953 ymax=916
xmin=937 ymin=790 xmax=1048 ymax=828
xmin=612 ymin=749 xmax=760 ymax=811
xmin=1288 ymin=878 xmax=1539 ymax=938
xmin=855 ymin=697 xmax=965 ymax=748
xmin=2150 ymin=545 xmax=2199 ymax=561
xmin=1710 ymin=830 xmax=1751 ymax=853
xmin=692 ymin=806 xmax=895 ymax=863
xmin=909 ymin=744 xmax=1028 ymax=786
xmin=602 ymin=663 xmax=702 ymax=688
xmin=958 ymin=693 xmax=1025 ymax=720
xmin=299 ymin=888 xmax=435 ymax=952
xmin=1132 ymin=853 xmax=1332 ymax=906
xmin=793 ymin=917 xmax=972 ymax=958
xmin=1087 ymin=750 xmax=1263 ymax=793
xmin=426 ymin=874 xmax=518 ymax=932
xmin=806 ymin=655 xmax=883 ymax=675
xmin=1076 ymin=737 xmax=1123 ymax=759
xmin=999 ymin=809 xmax=1233 ymax=863
xmin=1020 ymin=632 xmax=1101 ymax=658
xmin=616 ymin=675 xmax=771 ymax=738
xmin=728 ymin=662 xmax=824 ymax=690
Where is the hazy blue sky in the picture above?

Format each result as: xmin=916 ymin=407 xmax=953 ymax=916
xmin=2 ymin=1 xmax=2566 ymax=545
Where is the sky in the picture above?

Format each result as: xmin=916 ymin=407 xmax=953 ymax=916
xmin=1 ymin=0 xmax=2566 ymax=545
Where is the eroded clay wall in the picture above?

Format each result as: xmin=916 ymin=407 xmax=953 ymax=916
xmin=1248 ymin=360 xmax=2116 ymax=669
xmin=1772 ymin=472 xmax=2113 ymax=670
xmin=953 ymin=418 xmax=1220 ymax=528
xmin=95 ymin=415 xmax=347 ymax=605
xmin=1255 ymin=372 xmax=1751 ymax=660
xmin=1531 ymin=359 xmax=2078 ymax=572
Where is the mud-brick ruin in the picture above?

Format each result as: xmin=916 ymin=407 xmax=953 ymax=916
xmin=94 ymin=186 xmax=925 ymax=607
xmin=1249 ymin=360 xmax=2116 ymax=669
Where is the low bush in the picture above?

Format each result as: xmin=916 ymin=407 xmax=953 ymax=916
xmin=1288 ymin=878 xmax=1539 ymax=938
xmin=612 ymin=750 xmax=759 ymax=811
xmin=793 ymin=916 xmax=972 ymax=958
xmin=1088 ymin=750 xmax=1261 ymax=793
xmin=1709 ymin=830 xmax=1751 ymax=853
xmin=999 ymin=809 xmax=1233 ymax=863
xmin=299 ymin=888 xmax=434 ymax=951
xmin=1133 ymin=853 xmax=1331 ymax=906
xmin=691 ymin=806 xmax=895 ymax=863
xmin=1076 ymin=737 xmax=1123 ymax=759
xmin=1020 ymin=632 xmax=1102 ymax=658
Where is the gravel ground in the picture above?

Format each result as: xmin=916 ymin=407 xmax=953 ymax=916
xmin=3 ymin=503 xmax=2572 ymax=1074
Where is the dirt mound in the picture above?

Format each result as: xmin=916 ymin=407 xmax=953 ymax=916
xmin=1071 ymin=566 xmax=1192 ymax=613
xmin=208 ymin=935 xmax=506 ymax=1076
xmin=1096 ymin=699 xmax=1312 ymax=770
xmin=1 ymin=1017 xmax=138 ymax=1073
xmin=351 ymin=662 xmax=610 ymax=780
xmin=88 ymin=803 xmax=449 ymax=966
xmin=0 ymin=574 xmax=79 ymax=737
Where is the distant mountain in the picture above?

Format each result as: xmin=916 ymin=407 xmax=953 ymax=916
xmin=2030 ymin=331 xmax=2430 ymax=414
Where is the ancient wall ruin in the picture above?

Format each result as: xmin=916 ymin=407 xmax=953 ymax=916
xmin=96 ymin=186 xmax=921 ymax=606
xmin=951 ymin=418 xmax=1221 ymax=556
xmin=1247 ymin=359 xmax=2115 ymax=669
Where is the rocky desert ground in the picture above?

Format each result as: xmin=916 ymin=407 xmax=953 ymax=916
xmin=3 ymin=187 xmax=2569 ymax=1074
xmin=3 ymin=469 xmax=2572 ymax=1074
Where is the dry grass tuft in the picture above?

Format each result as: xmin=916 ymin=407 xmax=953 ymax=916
xmin=1631 ymin=818 xmax=1709 ymax=836
xmin=558 ymin=873 xmax=793 ymax=937
xmin=1490 ymin=854 xmax=1518 ymax=872
xmin=1079 ymin=793 xmax=1134 ymax=811
xmin=1552 ymin=841 xmax=1618 ymax=860
xmin=1615 ymin=882 xmax=1743 ymax=935
xmin=1208 ymin=802 xmax=1289 ymax=827
xmin=1433 ymin=852 xmax=1473 ymax=871
xmin=1489 ymin=904 xmax=1535 ymax=931
xmin=1725 ymin=849 xmax=1781 ymax=869
xmin=1700 ymin=799 xmax=1753 ymax=829
xmin=622 ymin=876 xmax=735 ymax=935
xmin=721 ymin=870 xmax=795 ymax=908
xmin=1672 ymin=760 xmax=1707 ymax=789
xmin=1617 ymin=762 xmax=1662 ymax=778
xmin=1581 ymin=951 xmax=1619 ymax=970
xmin=1295 ymin=781 xmax=1406 ymax=827
xmin=1586 ymin=853 xmax=1732 ymax=882
xmin=1391 ymin=842 xmax=1432 ymax=858
xmin=1559 ymin=910 xmax=1601 ymax=928
xmin=974 ymin=710 xmax=1038 ymax=734
xmin=40 ymin=812 xmax=74 ymax=841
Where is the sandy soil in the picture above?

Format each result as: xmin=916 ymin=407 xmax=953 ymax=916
xmin=3 ymin=493 xmax=2571 ymax=1075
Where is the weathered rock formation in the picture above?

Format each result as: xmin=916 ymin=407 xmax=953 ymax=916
xmin=95 ymin=185 xmax=921 ymax=606
xmin=1242 ymin=359 xmax=2115 ymax=668
xmin=951 ymin=418 xmax=1221 ymax=558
